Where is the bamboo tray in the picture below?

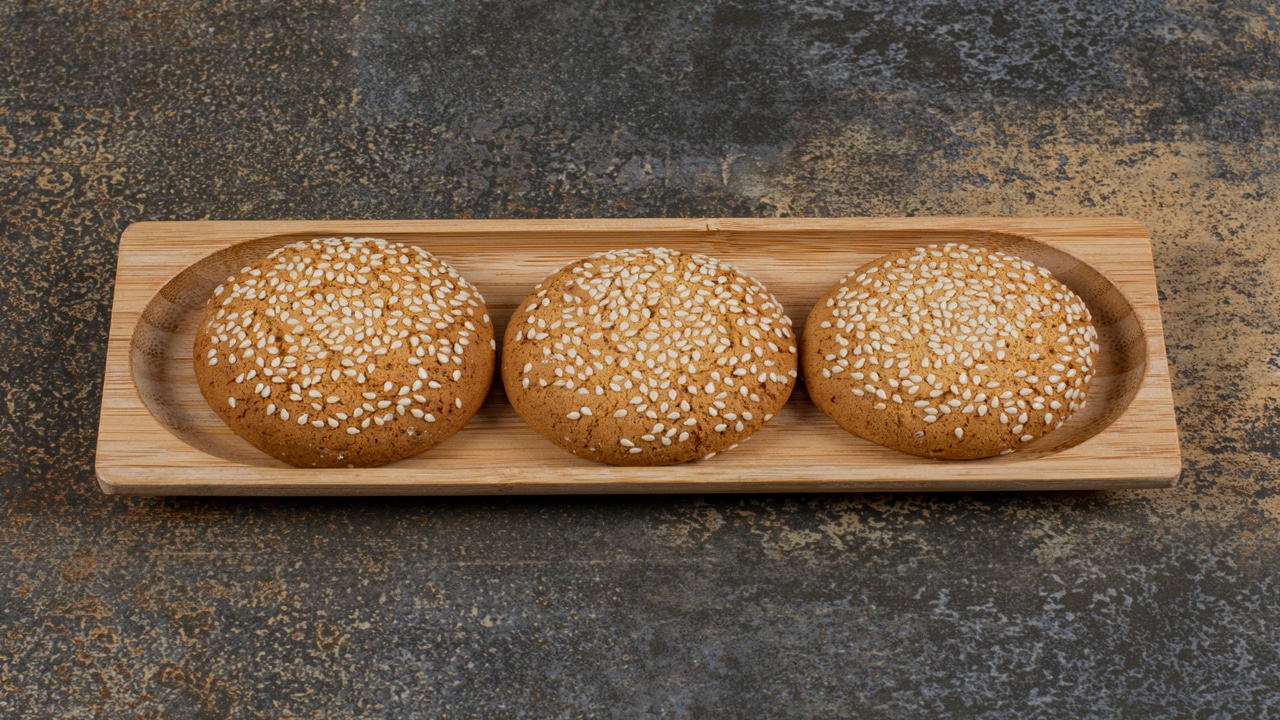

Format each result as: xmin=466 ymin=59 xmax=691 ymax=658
xmin=96 ymin=218 xmax=1180 ymax=495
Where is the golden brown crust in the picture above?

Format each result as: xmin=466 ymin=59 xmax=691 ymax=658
xmin=801 ymin=243 xmax=1099 ymax=460
xmin=502 ymin=248 xmax=797 ymax=466
xmin=193 ymin=236 xmax=494 ymax=467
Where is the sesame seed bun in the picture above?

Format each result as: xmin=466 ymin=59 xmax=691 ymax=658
xmin=193 ymin=236 xmax=495 ymax=468
xmin=502 ymin=248 xmax=798 ymax=466
xmin=802 ymin=243 xmax=1099 ymax=460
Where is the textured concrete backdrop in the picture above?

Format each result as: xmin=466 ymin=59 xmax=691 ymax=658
xmin=3 ymin=0 xmax=1279 ymax=717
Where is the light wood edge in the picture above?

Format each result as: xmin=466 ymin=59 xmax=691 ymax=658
xmin=100 ymin=475 xmax=1180 ymax=497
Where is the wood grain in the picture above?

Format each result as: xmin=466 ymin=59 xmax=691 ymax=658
xmin=96 ymin=217 xmax=1181 ymax=495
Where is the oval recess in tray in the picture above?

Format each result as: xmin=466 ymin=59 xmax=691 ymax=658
xmin=129 ymin=229 xmax=1147 ymax=467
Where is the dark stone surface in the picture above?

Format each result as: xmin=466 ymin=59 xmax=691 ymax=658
xmin=3 ymin=0 xmax=1279 ymax=716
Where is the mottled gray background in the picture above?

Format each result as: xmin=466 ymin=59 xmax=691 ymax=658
xmin=2 ymin=0 xmax=1279 ymax=717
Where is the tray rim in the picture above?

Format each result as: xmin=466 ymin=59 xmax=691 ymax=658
xmin=96 ymin=216 xmax=1181 ymax=495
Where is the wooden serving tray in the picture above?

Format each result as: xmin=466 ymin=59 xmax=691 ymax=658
xmin=96 ymin=218 xmax=1180 ymax=495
